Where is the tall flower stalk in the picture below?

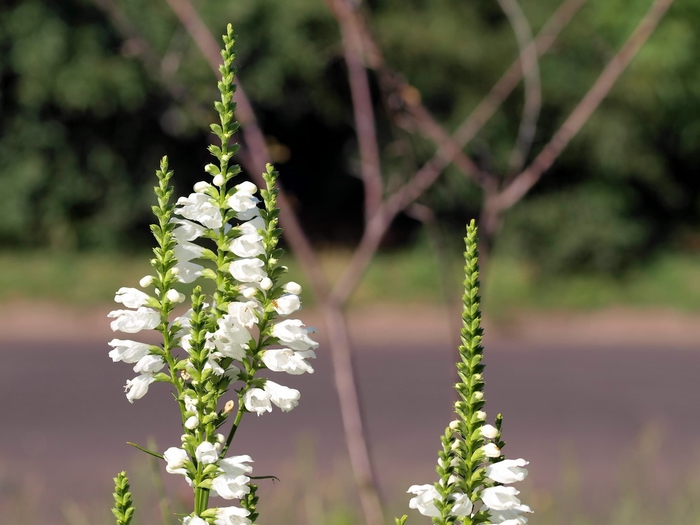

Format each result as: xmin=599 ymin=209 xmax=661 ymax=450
xmin=404 ymin=220 xmax=532 ymax=525
xmin=107 ymin=25 xmax=317 ymax=525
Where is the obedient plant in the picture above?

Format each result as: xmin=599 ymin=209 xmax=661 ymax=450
xmin=108 ymin=25 xmax=317 ymax=525
xmin=402 ymin=221 xmax=532 ymax=525
xmin=107 ymin=24 xmax=530 ymax=525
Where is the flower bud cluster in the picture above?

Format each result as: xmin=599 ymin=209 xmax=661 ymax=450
xmin=107 ymin=25 xmax=318 ymax=524
xmin=406 ymin=222 xmax=531 ymax=525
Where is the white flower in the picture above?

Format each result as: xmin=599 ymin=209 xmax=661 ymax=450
xmin=485 ymin=459 xmax=529 ymax=484
xmin=108 ymin=339 xmax=151 ymax=363
xmin=114 ymin=287 xmax=151 ymax=308
xmin=227 ymin=301 xmax=261 ymax=328
xmin=481 ymin=424 xmax=499 ymax=439
xmin=488 ymin=508 xmax=533 ymax=524
xmin=184 ymin=395 xmax=198 ymax=413
xmin=133 ymin=354 xmax=165 ymax=374
xmin=228 ymin=182 xmax=260 ymax=221
xmin=450 ymin=493 xmax=473 ymax=517
xmin=171 ymin=218 xmax=206 ymax=242
xmin=273 ymin=294 xmax=301 ymax=315
xmin=482 ymin=443 xmax=501 ymax=458
xmin=212 ymin=473 xmax=251 ymax=499
xmin=204 ymin=354 xmax=225 ymax=376
xmin=175 ymin=240 xmax=205 ymax=262
xmin=261 ymin=349 xmax=315 ymax=375
xmin=215 ymin=506 xmax=251 ymax=525
xmin=271 ymin=320 xmax=318 ymax=351
xmin=231 ymin=233 xmax=265 ymax=258
xmin=264 ymin=380 xmax=300 ymax=412
xmin=407 ymin=484 xmax=440 ymax=517
xmin=220 ymin=455 xmax=254 ymax=476
xmin=174 ymin=261 xmax=204 ymax=284
xmin=213 ymin=315 xmax=252 ymax=360
xmin=177 ymin=192 xmax=223 ymax=229
xmin=164 ymin=447 xmax=189 ymax=476
xmin=283 ymin=281 xmax=302 ymax=295
xmin=195 ymin=442 xmax=218 ymax=465
xmin=109 ymin=308 xmax=160 ymax=333
xmin=243 ymin=388 xmax=272 ymax=415
xmin=185 ymin=416 xmax=199 ymax=430
xmin=124 ymin=374 xmax=155 ymax=403
xmin=481 ymin=486 xmax=530 ymax=512
xmin=239 ymin=216 xmax=266 ymax=235
xmin=230 ymin=258 xmax=267 ymax=283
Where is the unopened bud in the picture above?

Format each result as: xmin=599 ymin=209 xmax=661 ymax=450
xmin=480 ymin=424 xmax=499 ymax=439
xmin=215 ymin=433 xmax=225 ymax=444
xmin=223 ymin=400 xmax=234 ymax=413
xmin=449 ymin=420 xmax=460 ymax=431
xmin=475 ymin=410 xmax=487 ymax=421
xmin=482 ymin=443 xmax=501 ymax=458
xmin=474 ymin=391 xmax=484 ymax=401
xmin=268 ymin=258 xmax=278 ymax=266
xmin=166 ymin=289 xmax=184 ymax=303
xmin=204 ymin=163 xmax=218 ymax=174
xmin=193 ymin=181 xmax=210 ymax=193
xmin=241 ymin=286 xmax=257 ymax=299
xmin=473 ymin=374 xmax=482 ymax=381
xmin=139 ymin=275 xmax=154 ymax=288
xmin=181 ymin=370 xmax=191 ymax=381
xmin=185 ymin=416 xmax=199 ymax=430
xmin=213 ymin=174 xmax=225 ymax=187
xmin=283 ymin=281 xmax=302 ymax=295
xmin=450 ymin=440 xmax=460 ymax=451
xmin=171 ymin=267 xmax=181 ymax=276
xmin=260 ymin=277 xmax=273 ymax=290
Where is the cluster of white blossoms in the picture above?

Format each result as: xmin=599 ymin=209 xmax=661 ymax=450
xmin=108 ymin=157 xmax=317 ymax=525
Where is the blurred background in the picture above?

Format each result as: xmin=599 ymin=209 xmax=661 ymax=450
xmin=1 ymin=0 xmax=700 ymax=524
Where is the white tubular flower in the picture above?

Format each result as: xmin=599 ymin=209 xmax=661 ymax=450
xmin=488 ymin=508 xmax=533 ymax=524
xmin=109 ymin=308 xmax=160 ymax=333
xmin=227 ymin=301 xmax=261 ymax=329
xmin=174 ymin=240 xmax=205 ymax=262
xmin=228 ymin=182 xmax=260 ymax=221
xmin=231 ymin=233 xmax=265 ymax=258
xmin=283 ymin=281 xmax=302 ymax=295
xmin=214 ymin=506 xmax=251 ymax=525
xmin=273 ymin=294 xmax=301 ymax=315
xmin=211 ymin=473 xmax=251 ymax=500
xmin=482 ymin=443 xmax=502 ymax=458
xmin=481 ymin=486 xmax=531 ymax=512
xmin=407 ymin=484 xmax=440 ymax=517
xmin=220 ymin=455 xmax=254 ymax=476
xmin=230 ymin=258 xmax=267 ymax=283
xmin=108 ymin=339 xmax=151 ymax=363
xmin=164 ymin=447 xmax=189 ymax=476
xmin=481 ymin=424 xmax=499 ymax=439
xmin=114 ymin=287 xmax=151 ymax=308
xmin=171 ymin=218 xmax=206 ymax=242
xmin=239 ymin=216 xmax=266 ymax=235
xmin=261 ymin=349 xmax=315 ymax=375
xmin=176 ymin=192 xmax=223 ymax=229
xmin=174 ymin=261 xmax=204 ymax=284
xmin=485 ymin=459 xmax=529 ymax=484
xmin=243 ymin=388 xmax=272 ymax=416
xmin=450 ymin=493 xmax=474 ymax=517
xmin=124 ymin=374 xmax=155 ymax=403
xmin=195 ymin=442 xmax=218 ymax=465
xmin=184 ymin=395 xmax=198 ymax=413
xmin=264 ymin=380 xmax=300 ymax=412
xmin=271 ymin=319 xmax=318 ymax=351
xmin=204 ymin=355 xmax=225 ymax=376
xmin=213 ymin=315 xmax=252 ymax=361
xmin=133 ymin=354 xmax=166 ymax=374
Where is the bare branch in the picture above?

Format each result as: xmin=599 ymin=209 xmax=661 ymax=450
xmin=493 ymin=0 xmax=675 ymax=212
xmin=497 ymin=0 xmax=542 ymax=174
xmin=327 ymin=0 xmax=384 ymax=222
xmin=453 ymin=0 xmax=588 ymax=148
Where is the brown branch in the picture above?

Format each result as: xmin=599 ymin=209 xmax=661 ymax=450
xmin=497 ymin=0 xmax=542 ymax=174
xmin=328 ymin=0 xmax=384 ymax=222
xmin=492 ymin=0 xmax=675 ymax=212
xmin=452 ymin=0 xmax=588 ymax=148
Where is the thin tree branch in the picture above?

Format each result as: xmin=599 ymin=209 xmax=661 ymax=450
xmin=497 ymin=0 xmax=542 ymax=174
xmin=492 ymin=0 xmax=675 ymax=212
xmin=453 ymin=0 xmax=587 ymax=149
xmin=328 ymin=0 xmax=384 ymax=222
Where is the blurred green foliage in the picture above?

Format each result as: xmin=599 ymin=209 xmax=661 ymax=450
xmin=0 ymin=0 xmax=698 ymax=274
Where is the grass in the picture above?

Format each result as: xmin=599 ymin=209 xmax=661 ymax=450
xmin=1 ymin=245 xmax=700 ymax=313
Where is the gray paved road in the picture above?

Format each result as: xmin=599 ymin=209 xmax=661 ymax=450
xmin=2 ymin=334 xmax=699 ymax=523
